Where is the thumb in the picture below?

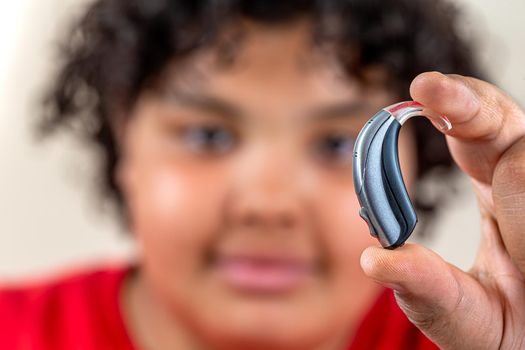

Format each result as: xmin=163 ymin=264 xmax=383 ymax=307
xmin=360 ymin=243 xmax=498 ymax=350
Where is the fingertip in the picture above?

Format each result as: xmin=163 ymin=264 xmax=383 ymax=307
xmin=359 ymin=246 xmax=383 ymax=276
xmin=360 ymin=244 xmax=441 ymax=285
xmin=360 ymin=245 xmax=410 ymax=292
xmin=360 ymin=245 xmax=406 ymax=280
xmin=409 ymin=71 xmax=450 ymax=105
xmin=410 ymin=72 xmax=480 ymax=124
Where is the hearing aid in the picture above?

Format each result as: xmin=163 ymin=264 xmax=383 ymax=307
xmin=352 ymin=101 xmax=451 ymax=249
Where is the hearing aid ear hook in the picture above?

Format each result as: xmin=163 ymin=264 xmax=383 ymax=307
xmin=352 ymin=101 xmax=452 ymax=249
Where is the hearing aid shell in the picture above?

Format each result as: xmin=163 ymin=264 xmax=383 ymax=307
xmin=352 ymin=101 xmax=451 ymax=249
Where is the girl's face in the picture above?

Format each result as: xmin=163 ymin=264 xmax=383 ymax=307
xmin=119 ymin=21 xmax=416 ymax=349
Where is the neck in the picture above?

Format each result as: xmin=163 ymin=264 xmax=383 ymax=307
xmin=121 ymin=268 xmax=207 ymax=350
xmin=120 ymin=268 xmax=378 ymax=350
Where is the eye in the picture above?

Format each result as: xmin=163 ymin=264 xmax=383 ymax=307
xmin=314 ymin=133 xmax=355 ymax=165
xmin=180 ymin=124 xmax=237 ymax=154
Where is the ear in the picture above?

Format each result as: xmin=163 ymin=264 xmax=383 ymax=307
xmin=114 ymin=158 xmax=134 ymax=196
xmin=111 ymin=110 xmax=136 ymax=197
xmin=109 ymin=108 xmax=128 ymax=152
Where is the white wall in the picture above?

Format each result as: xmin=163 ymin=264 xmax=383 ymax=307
xmin=0 ymin=0 xmax=135 ymax=278
xmin=0 ymin=0 xmax=523 ymax=278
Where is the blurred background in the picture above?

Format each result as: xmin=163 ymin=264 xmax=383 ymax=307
xmin=0 ymin=0 xmax=523 ymax=279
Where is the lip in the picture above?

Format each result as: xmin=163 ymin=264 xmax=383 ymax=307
xmin=212 ymin=255 xmax=317 ymax=294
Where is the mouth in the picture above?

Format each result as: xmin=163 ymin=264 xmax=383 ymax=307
xmin=210 ymin=254 xmax=319 ymax=295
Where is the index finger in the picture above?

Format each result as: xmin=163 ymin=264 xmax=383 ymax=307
xmin=410 ymin=71 xmax=525 ymax=184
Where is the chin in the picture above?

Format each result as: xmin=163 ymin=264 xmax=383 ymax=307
xmin=183 ymin=291 xmax=350 ymax=350
xmin=199 ymin=319 xmax=340 ymax=350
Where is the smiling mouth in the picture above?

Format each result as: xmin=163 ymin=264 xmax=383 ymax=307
xmin=211 ymin=255 xmax=319 ymax=295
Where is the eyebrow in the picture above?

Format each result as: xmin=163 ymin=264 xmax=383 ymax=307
xmin=163 ymin=89 xmax=369 ymax=122
xmin=163 ymin=89 xmax=243 ymax=121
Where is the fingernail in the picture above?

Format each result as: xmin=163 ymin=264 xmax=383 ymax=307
xmin=421 ymin=106 xmax=453 ymax=132
xmin=432 ymin=114 xmax=452 ymax=132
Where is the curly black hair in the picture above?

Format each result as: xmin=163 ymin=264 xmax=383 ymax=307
xmin=39 ymin=0 xmax=483 ymax=233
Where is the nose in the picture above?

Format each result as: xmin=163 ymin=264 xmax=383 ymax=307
xmin=225 ymin=146 xmax=308 ymax=232
xmin=228 ymin=190 xmax=301 ymax=230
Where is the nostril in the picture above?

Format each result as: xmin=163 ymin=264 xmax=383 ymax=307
xmin=238 ymin=211 xmax=297 ymax=230
xmin=280 ymin=215 xmax=296 ymax=229
xmin=242 ymin=213 xmax=260 ymax=228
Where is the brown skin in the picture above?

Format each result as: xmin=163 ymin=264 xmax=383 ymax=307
xmin=116 ymin=22 xmax=416 ymax=350
xmin=362 ymin=73 xmax=525 ymax=349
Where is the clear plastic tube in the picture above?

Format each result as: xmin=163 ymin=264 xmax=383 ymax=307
xmin=383 ymin=101 xmax=452 ymax=132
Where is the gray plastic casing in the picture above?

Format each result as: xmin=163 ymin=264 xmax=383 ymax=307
xmin=353 ymin=110 xmax=417 ymax=249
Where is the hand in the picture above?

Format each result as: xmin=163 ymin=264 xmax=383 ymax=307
xmin=360 ymin=71 xmax=525 ymax=349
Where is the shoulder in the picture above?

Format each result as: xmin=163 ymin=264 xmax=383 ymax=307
xmin=0 ymin=264 xmax=129 ymax=314
xmin=0 ymin=264 xmax=133 ymax=349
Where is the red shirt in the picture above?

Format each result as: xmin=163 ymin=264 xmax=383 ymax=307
xmin=0 ymin=266 xmax=438 ymax=350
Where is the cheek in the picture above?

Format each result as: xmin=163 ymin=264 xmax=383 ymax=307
xmin=313 ymin=184 xmax=377 ymax=273
xmin=309 ymin=181 xmax=381 ymax=325
xmin=127 ymin=160 xmax=229 ymax=275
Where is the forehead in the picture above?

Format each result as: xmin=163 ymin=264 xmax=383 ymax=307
xmin=153 ymin=20 xmax=394 ymax=114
